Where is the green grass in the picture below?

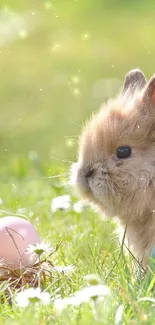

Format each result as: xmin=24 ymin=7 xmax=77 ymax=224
xmin=0 ymin=0 xmax=155 ymax=323
xmin=0 ymin=157 xmax=155 ymax=325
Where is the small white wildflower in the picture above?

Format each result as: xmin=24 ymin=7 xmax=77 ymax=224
xmin=52 ymin=265 xmax=75 ymax=274
xmin=16 ymin=291 xmax=29 ymax=308
xmin=75 ymin=285 xmax=110 ymax=303
xmin=54 ymin=297 xmax=71 ymax=311
xmin=54 ymin=284 xmax=110 ymax=311
xmin=73 ymin=201 xmax=84 ymax=213
xmin=26 ymin=242 xmax=54 ymax=257
xmin=51 ymin=195 xmax=71 ymax=213
xmin=16 ymin=288 xmax=50 ymax=308
xmin=84 ymin=274 xmax=101 ymax=286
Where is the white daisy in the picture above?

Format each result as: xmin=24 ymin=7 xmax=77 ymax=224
xmin=26 ymin=242 xmax=54 ymax=257
xmin=73 ymin=201 xmax=85 ymax=213
xmin=54 ymin=284 xmax=110 ymax=311
xmin=15 ymin=287 xmax=50 ymax=308
xmin=51 ymin=195 xmax=71 ymax=213
xmin=52 ymin=264 xmax=75 ymax=274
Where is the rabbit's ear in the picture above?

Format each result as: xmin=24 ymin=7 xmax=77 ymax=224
xmin=141 ymin=76 xmax=155 ymax=106
xmin=121 ymin=68 xmax=146 ymax=95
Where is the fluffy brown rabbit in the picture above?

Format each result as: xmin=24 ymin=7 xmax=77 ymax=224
xmin=72 ymin=68 xmax=155 ymax=268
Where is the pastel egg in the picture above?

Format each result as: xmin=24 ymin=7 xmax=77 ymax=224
xmin=0 ymin=216 xmax=41 ymax=268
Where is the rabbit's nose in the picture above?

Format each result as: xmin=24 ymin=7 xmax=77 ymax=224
xmin=101 ymin=168 xmax=108 ymax=175
xmin=85 ymin=169 xmax=95 ymax=179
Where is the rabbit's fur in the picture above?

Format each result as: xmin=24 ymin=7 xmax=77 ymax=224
xmin=73 ymin=69 xmax=155 ymax=267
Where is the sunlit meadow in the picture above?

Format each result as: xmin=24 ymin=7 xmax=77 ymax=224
xmin=0 ymin=0 xmax=155 ymax=324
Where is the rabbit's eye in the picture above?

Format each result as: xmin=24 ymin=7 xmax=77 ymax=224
xmin=116 ymin=146 xmax=132 ymax=159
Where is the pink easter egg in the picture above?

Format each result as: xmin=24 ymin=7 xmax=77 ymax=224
xmin=0 ymin=216 xmax=41 ymax=268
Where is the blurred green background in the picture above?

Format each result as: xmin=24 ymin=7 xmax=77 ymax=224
xmin=0 ymin=0 xmax=155 ymax=164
